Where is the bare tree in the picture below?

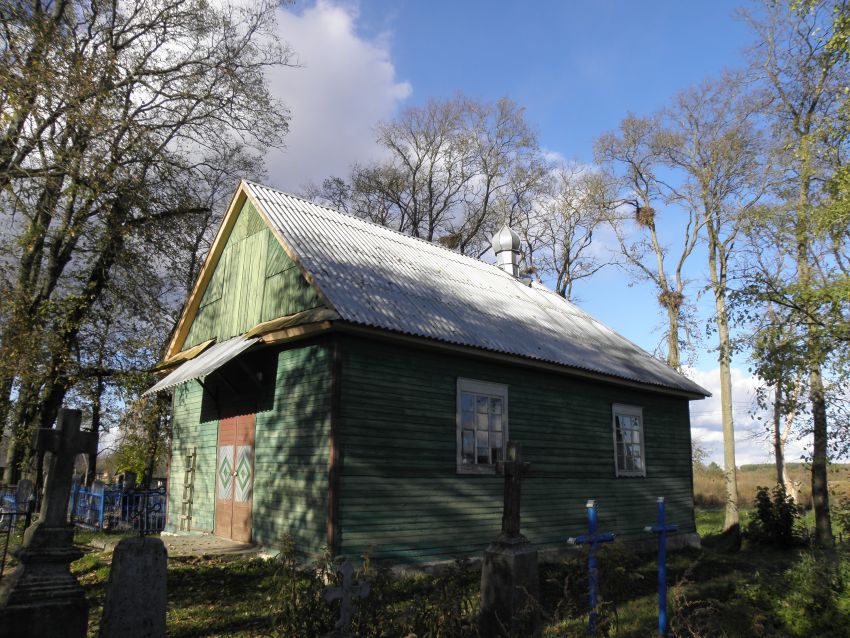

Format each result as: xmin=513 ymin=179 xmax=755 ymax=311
xmin=535 ymin=164 xmax=613 ymax=300
xmin=0 ymin=0 xmax=292 ymax=483
xmin=310 ymin=95 xmax=547 ymax=258
xmin=657 ymin=74 xmax=769 ymax=539
xmin=595 ymin=115 xmax=701 ymax=370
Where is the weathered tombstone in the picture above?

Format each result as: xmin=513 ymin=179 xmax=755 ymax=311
xmin=480 ymin=441 xmax=540 ymax=637
xmin=98 ymin=536 xmax=167 ymax=638
xmin=0 ymin=408 xmax=98 ymax=638
xmin=323 ymin=559 xmax=370 ymax=637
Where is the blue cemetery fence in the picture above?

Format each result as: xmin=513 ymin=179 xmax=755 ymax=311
xmin=644 ymin=497 xmax=678 ymax=637
xmin=0 ymin=484 xmax=36 ymax=582
xmin=70 ymin=482 xmax=167 ymax=534
xmin=568 ymin=499 xmax=616 ymax=635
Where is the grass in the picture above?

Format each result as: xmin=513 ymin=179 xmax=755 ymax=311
xmin=64 ymin=519 xmax=850 ymax=638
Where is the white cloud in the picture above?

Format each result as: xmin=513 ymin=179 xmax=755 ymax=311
xmin=686 ymin=366 xmax=810 ymax=467
xmin=264 ymin=1 xmax=411 ymax=191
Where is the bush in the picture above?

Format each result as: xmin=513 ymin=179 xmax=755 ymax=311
xmin=745 ymin=484 xmax=804 ymax=547
xmin=834 ymin=496 xmax=850 ymax=541
xmin=772 ymin=550 xmax=850 ymax=637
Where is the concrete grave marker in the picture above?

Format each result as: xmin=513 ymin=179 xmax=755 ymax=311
xmin=0 ymin=408 xmax=98 ymax=638
xmin=323 ymin=559 xmax=369 ymax=637
xmin=480 ymin=441 xmax=540 ymax=637
xmin=98 ymin=536 xmax=167 ymax=638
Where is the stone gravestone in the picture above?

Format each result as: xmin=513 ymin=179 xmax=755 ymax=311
xmin=323 ymin=559 xmax=370 ymax=638
xmin=0 ymin=408 xmax=98 ymax=638
xmin=98 ymin=535 xmax=167 ymax=638
xmin=480 ymin=441 xmax=540 ymax=637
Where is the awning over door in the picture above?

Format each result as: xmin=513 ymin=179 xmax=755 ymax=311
xmin=142 ymin=335 xmax=260 ymax=396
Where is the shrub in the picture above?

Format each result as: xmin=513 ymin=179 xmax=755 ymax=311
xmin=745 ymin=484 xmax=804 ymax=547
xmin=772 ymin=550 xmax=850 ymax=637
xmin=834 ymin=496 xmax=850 ymax=541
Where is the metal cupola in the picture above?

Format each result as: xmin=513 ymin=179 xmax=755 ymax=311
xmin=491 ymin=224 xmax=521 ymax=277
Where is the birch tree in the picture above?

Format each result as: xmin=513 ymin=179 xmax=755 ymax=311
xmin=657 ymin=74 xmax=768 ymax=539
xmin=742 ymin=0 xmax=849 ymax=546
xmin=595 ymin=116 xmax=701 ymax=370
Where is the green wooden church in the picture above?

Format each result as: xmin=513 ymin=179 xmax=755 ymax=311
xmin=147 ymin=180 xmax=708 ymax=562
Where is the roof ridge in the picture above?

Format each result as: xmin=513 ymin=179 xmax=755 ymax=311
xmin=245 ymin=180 xmax=510 ymax=277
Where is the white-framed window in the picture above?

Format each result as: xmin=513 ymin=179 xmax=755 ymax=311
xmin=457 ymin=378 xmax=508 ymax=474
xmin=612 ymin=404 xmax=645 ymax=477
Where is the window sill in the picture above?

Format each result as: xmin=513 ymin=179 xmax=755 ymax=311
xmin=615 ymin=472 xmax=647 ymax=478
xmin=456 ymin=464 xmax=497 ymax=476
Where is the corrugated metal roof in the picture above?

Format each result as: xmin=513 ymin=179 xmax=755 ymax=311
xmin=144 ymin=335 xmax=259 ymax=396
xmin=246 ymin=181 xmax=708 ymax=397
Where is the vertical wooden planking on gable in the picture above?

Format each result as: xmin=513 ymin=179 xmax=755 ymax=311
xmin=179 ymin=201 xmax=326 ymax=350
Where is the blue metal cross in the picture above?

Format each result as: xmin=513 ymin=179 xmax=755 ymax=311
xmin=568 ymin=499 xmax=615 ymax=634
xmin=644 ymin=497 xmax=678 ymax=636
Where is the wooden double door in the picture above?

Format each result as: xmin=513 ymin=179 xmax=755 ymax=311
xmin=215 ymin=413 xmax=255 ymax=542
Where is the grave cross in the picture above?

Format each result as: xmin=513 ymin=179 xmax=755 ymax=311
xmin=644 ymin=497 xmax=678 ymax=637
xmin=323 ymin=560 xmax=370 ymax=635
xmin=495 ymin=441 xmax=531 ymax=544
xmin=568 ymin=500 xmax=615 ymax=635
xmin=0 ymin=408 xmax=98 ymax=638
xmin=33 ymin=409 xmax=98 ymax=526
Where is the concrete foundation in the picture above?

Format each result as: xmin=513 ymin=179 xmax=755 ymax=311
xmin=479 ymin=542 xmax=540 ymax=638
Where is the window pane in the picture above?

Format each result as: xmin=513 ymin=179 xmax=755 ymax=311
xmin=461 ymin=393 xmax=475 ymax=413
xmin=476 ymin=412 xmax=489 ymax=431
xmin=492 ymin=431 xmax=502 ymax=450
xmin=477 ymin=430 xmax=490 ymax=464
xmin=462 ymin=430 xmax=474 ymax=461
xmin=462 ymin=409 xmax=474 ymax=428
xmin=490 ymin=413 xmax=502 ymax=432
xmin=476 ymin=396 xmax=489 ymax=413
xmin=491 ymin=398 xmax=503 ymax=415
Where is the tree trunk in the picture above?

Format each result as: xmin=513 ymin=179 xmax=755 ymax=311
xmin=810 ymin=363 xmax=834 ymax=546
xmin=707 ymin=229 xmax=739 ymax=537
xmin=664 ymin=298 xmax=681 ymax=370
xmin=85 ymin=375 xmax=104 ymax=487
xmin=773 ymin=384 xmax=785 ymax=487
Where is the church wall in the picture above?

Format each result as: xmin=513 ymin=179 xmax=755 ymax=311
xmin=165 ymin=339 xmax=332 ymax=556
xmin=336 ymin=334 xmax=696 ymax=563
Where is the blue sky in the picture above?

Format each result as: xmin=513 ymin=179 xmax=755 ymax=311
xmin=266 ymin=0 xmax=791 ymax=464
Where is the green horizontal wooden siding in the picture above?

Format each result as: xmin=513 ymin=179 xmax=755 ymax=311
xmin=252 ymin=342 xmax=332 ymax=555
xmin=166 ymin=341 xmax=332 ymax=553
xmin=184 ymin=200 xmax=324 ymax=349
xmin=337 ymin=335 xmax=695 ymax=563
xmin=166 ymin=381 xmax=217 ymax=533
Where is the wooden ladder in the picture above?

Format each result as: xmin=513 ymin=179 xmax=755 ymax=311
xmin=179 ymin=447 xmax=196 ymax=532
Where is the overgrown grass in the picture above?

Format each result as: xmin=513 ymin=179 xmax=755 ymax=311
xmin=693 ymin=462 xmax=850 ymax=510
xmin=67 ymin=524 xmax=850 ymax=637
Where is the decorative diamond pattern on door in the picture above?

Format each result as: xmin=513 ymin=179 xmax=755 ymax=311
xmin=235 ymin=445 xmax=253 ymax=503
xmin=217 ymin=447 xmax=233 ymax=501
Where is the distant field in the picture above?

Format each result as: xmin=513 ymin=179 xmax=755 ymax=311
xmin=693 ymin=462 xmax=850 ymax=510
